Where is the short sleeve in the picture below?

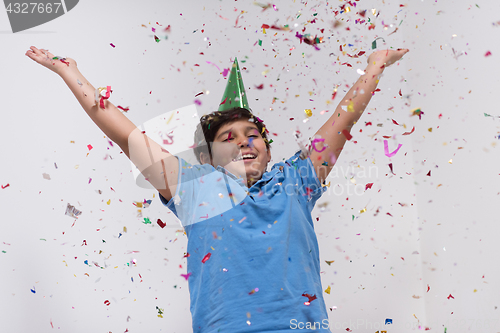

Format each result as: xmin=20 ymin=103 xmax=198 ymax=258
xmin=282 ymin=150 xmax=327 ymax=212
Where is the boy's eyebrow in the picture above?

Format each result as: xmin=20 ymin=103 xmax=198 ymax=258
xmin=216 ymin=126 xmax=258 ymax=140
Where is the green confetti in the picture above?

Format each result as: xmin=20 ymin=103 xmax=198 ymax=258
xmin=476 ymin=4 xmax=480 ymax=8
xmin=154 ymin=35 xmax=160 ymax=43
xmin=2 ymin=250 xmax=6 ymax=253
xmin=268 ymin=139 xmax=273 ymax=144
xmin=258 ymin=39 xmax=262 ymax=46
xmin=142 ymin=217 xmax=152 ymax=224
xmin=352 ymin=215 xmax=355 ymax=221
xmin=40 ymin=238 xmax=46 ymax=241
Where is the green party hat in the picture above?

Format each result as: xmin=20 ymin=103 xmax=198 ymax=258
xmin=218 ymin=57 xmax=250 ymax=112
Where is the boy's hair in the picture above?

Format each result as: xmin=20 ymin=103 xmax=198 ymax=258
xmin=193 ymin=107 xmax=271 ymax=164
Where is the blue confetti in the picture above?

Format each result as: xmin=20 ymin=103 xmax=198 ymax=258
xmin=385 ymin=318 xmax=393 ymax=325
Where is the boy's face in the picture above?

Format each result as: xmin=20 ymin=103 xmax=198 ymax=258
xmin=201 ymin=119 xmax=271 ymax=187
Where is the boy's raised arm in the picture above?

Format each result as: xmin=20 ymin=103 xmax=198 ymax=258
xmin=26 ymin=46 xmax=178 ymax=200
xmin=309 ymin=49 xmax=409 ymax=184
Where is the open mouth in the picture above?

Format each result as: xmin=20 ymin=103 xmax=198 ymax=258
xmin=232 ymin=154 xmax=257 ymax=162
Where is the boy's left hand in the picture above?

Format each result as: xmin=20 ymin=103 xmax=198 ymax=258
xmin=367 ymin=48 xmax=409 ymax=69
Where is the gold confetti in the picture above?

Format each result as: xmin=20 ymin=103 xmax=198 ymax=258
xmin=305 ymin=109 xmax=312 ymax=117
xmin=325 ymin=286 xmax=331 ymax=294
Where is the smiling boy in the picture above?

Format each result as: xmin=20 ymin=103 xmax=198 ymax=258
xmin=27 ymin=46 xmax=408 ymax=332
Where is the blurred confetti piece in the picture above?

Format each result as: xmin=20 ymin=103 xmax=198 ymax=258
xmin=110 ymin=43 xmax=115 ymax=48
xmin=202 ymin=253 xmax=211 ymax=263
xmin=372 ymin=37 xmax=385 ymax=49
xmin=104 ymin=300 xmax=111 ymax=306
xmin=311 ymin=138 xmax=326 ymax=152
xmin=342 ymin=129 xmax=352 ymax=141
xmin=485 ymin=51 xmax=492 ymax=57
xmin=181 ymin=272 xmax=192 ymax=280
xmin=30 ymin=287 xmax=36 ymax=293
xmin=384 ymin=140 xmax=402 ymax=157
xmin=411 ymin=108 xmax=424 ymax=119
xmin=402 ymin=126 xmax=415 ymax=135
xmin=65 ymin=203 xmax=82 ymax=218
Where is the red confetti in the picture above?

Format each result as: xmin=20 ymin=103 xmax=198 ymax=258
xmin=365 ymin=121 xmax=372 ymax=126
xmin=301 ymin=293 xmax=317 ymax=303
xmin=426 ymin=171 xmax=431 ymax=176
xmin=157 ymin=219 xmax=166 ymax=228
xmin=219 ymin=97 xmax=228 ymax=106
xmin=447 ymin=294 xmax=455 ymax=299
xmin=202 ymin=253 xmax=211 ymax=263
xmin=392 ymin=119 xmax=399 ymax=125
xmin=388 ymin=163 xmax=394 ymax=174
xmin=255 ymin=84 xmax=264 ymax=89
xmin=342 ymin=129 xmax=352 ymax=141
xmin=117 ymin=105 xmax=129 ymax=112
xmin=104 ymin=300 xmax=111 ymax=306
xmin=427 ymin=284 xmax=430 ymax=292
xmin=1 ymin=183 xmax=10 ymax=189
xmin=183 ymin=252 xmax=190 ymax=258
xmin=365 ymin=183 xmax=373 ymax=190
xmin=59 ymin=59 xmax=70 ymax=66
xmin=399 ymin=89 xmax=402 ymax=96
xmin=485 ymin=51 xmax=492 ymax=57
xmin=331 ymin=91 xmax=337 ymax=100
xmin=402 ymin=126 xmax=415 ymax=135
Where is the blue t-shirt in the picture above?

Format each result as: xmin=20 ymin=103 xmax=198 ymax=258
xmin=159 ymin=150 xmax=330 ymax=332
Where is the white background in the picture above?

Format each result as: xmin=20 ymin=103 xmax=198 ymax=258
xmin=1 ymin=0 xmax=499 ymax=332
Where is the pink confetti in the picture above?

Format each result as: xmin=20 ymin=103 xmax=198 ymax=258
xmin=110 ymin=43 xmax=115 ymax=48
xmin=383 ymin=140 xmax=402 ymax=157
xmin=311 ymin=138 xmax=326 ymax=152
xmin=206 ymin=61 xmax=221 ymax=71
xmin=485 ymin=51 xmax=492 ymax=57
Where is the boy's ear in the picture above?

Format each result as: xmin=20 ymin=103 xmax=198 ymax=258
xmin=199 ymin=152 xmax=211 ymax=165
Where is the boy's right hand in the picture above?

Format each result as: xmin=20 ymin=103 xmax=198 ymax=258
xmin=25 ymin=46 xmax=77 ymax=75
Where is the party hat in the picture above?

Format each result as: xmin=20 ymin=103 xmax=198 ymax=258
xmin=218 ymin=57 xmax=250 ymax=112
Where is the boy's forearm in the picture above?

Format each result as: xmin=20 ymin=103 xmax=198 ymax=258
xmin=332 ymin=63 xmax=385 ymax=130
xmin=58 ymin=66 xmax=137 ymax=147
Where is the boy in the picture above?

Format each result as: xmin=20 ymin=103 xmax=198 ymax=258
xmin=26 ymin=46 xmax=408 ymax=332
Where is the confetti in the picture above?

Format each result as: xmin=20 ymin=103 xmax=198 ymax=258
xmin=485 ymin=51 xmax=492 ymax=57
xmin=342 ymin=129 xmax=352 ymax=141
xmin=301 ymin=293 xmax=317 ymax=305
xmin=311 ymin=138 xmax=326 ymax=152
xmin=104 ymin=300 xmax=111 ymax=306
xmin=110 ymin=43 xmax=115 ymax=48
xmin=385 ymin=318 xmax=393 ymax=325
xmin=202 ymin=253 xmax=211 ymax=263
xmin=65 ymin=203 xmax=82 ymax=218
xmin=372 ymin=37 xmax=385 ymax=49
xmin=402 ymin=126 xmax=415 ymax=135
xmin=304 ymin=109 xmax=312 ymax=117
xmin=157 ymin=219 xmax=166 ymax=228
xmin=181 ymin=272 xmax=192 ymax=280
xmin=117 ymin=105 xmax=129 ymax=112
xmin=383 ymin=140 xmax=403 ymax=157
